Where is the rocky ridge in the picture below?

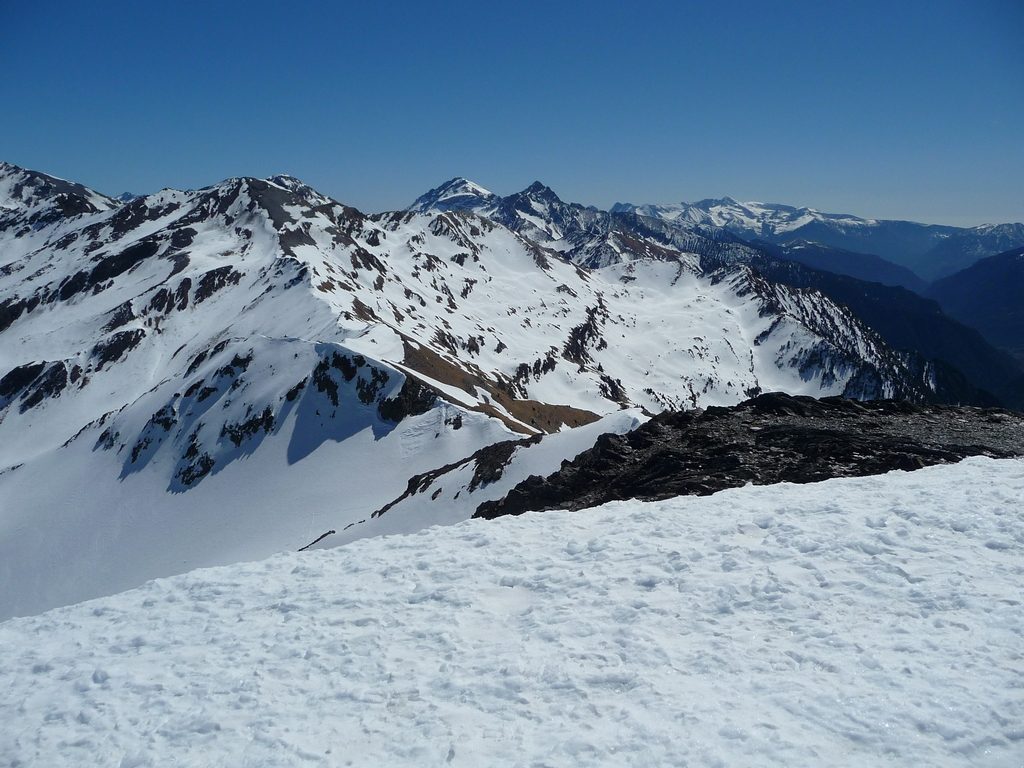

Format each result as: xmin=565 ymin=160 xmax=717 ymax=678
xmin=475 ymin=392 xmax=1024 ymax=518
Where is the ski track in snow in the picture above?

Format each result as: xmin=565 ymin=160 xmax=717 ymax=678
xmin=2 ymin=457 xmax=1022 ymax=767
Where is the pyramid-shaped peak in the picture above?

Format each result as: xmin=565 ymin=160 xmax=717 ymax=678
xmin=445 ymin=177 xmax=492 ymax=194
xmin=514 ymin=181 xmax=567 ymax=210
xmin=523 ymin=180 xmax=558 ymax=197
xmin=408 ymin=177 xmax=496 ymax=212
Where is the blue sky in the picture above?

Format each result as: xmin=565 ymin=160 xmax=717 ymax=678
xmin=2 ymin=0 xmax=1021 ymax=225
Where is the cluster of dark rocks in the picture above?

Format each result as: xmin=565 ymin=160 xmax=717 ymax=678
xmin=474 ymin=392 xmax=1024 ymax=518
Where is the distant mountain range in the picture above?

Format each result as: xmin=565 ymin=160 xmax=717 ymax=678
xmin=612 ymin=196 xmax=1024 ymax=281
xmin=410 ymin=177 xmax=1024 ymax=402
xmin=1 ymin=161 xmax=1021 ymax=617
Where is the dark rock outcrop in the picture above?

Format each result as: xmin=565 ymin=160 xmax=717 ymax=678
xmin=474 ymin=392 xmax=1024 ymax=519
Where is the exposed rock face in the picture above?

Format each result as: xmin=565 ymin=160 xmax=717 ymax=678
xmin=474 ymin=392 xmax=1024 ymax=518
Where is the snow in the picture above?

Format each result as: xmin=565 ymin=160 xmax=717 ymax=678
xmin=0 ymin=392 xmax=517 ymax=620
xmin=407 ymin=178 xmax=496 ymax=211
xmin=0 ymin=167 xmax=960 ymax=624
xmin=452 ymin=179 xmax=492 ymax=198
xmin=2 ymin=457 xmax=1022 ymax=767
xmin=0 ymin=162 xmax=117 ymax=220
xmin=324 ymin=408 xmax=646 ymax=546
xmin=622 ymin=198 xmax=878 ymax=237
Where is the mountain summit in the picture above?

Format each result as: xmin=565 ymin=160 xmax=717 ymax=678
xmin=408 ymin=177 xmax=497 ymax=212
xmin=0 ymin=161 xmax=118 ymax=230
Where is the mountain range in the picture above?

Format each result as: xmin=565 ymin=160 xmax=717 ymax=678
xmin=409 ymin=177 xmax=1024 ymax=401
xmin=611 ymin=195 xmax=1024 ymax=281
xmin=930 ymin=245 xmax=1024 ymax=365
xmin=1 ymin=161 xmax=1021 ymax=617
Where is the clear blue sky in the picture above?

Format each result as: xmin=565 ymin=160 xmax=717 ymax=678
xmin=2 ymin=0 xmax=1021 ymax=225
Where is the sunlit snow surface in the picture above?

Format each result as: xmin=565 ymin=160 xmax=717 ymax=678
xmin=0 ymin=171 xmax=926 ymax=617
xmin=2 ymin=458 xmax=1022 ymax=767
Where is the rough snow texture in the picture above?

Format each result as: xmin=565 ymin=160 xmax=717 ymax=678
xmin=2 ymin=458 xmax=1021 ymax=768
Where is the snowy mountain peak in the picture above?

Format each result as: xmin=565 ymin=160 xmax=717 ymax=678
xmin=267 ymin=173 xmax=312 ymax=192
xmin=968 ymin=222 xmax=1024 ymax=236
xmin=408 ymin=177 xmax=496 ymax=212
xmin=634 ymin=198 xmax=1024 ymax=278
xmin=612 ymin=197 xmax=890 ymax=244
xmin=0 ymin=161 xmax=119 ymax=227
xmin=521 ymin=180 xmax=560 ymax=200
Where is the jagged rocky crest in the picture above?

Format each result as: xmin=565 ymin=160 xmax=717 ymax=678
xmin=475 ymin=392 xmax=1024 ymax=519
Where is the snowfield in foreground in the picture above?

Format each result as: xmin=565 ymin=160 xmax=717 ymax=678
xmin=2 ymin=458 xmax=1022 ymax=767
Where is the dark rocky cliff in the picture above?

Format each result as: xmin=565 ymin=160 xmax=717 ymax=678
xmin=474 ymin=392 xmax=1024 ymax=518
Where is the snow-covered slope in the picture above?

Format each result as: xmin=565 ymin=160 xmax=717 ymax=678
xmin=0 ymin=161 xmax=117 ymax=230
xmin=2 ymin=458 xmax=1021 ymax=767
xmin=324 ymin=408 xmax=646 ymax=547
xmin=0 ymin=163 xmax=951 ymax=616
xmin=407 ymin=177 xmax=498 ymax=212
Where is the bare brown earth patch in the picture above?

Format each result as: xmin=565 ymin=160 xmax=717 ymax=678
xmin=399 ymin=339 xmax=600 ymax=434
